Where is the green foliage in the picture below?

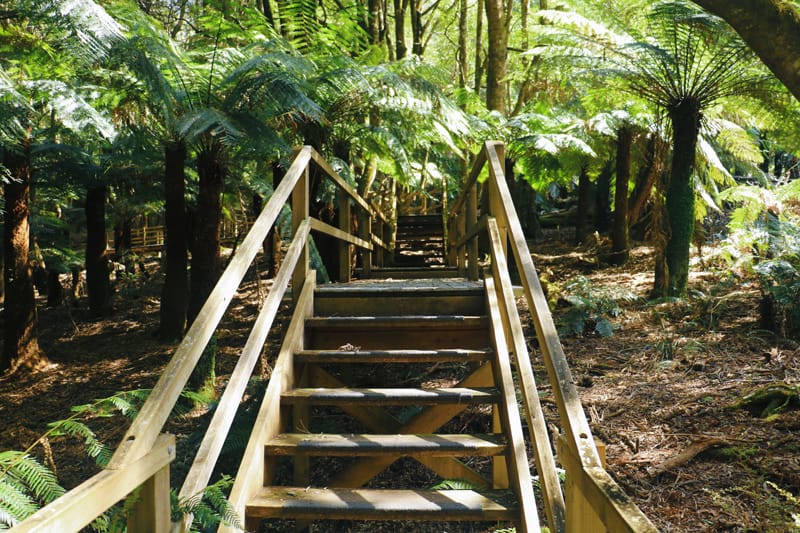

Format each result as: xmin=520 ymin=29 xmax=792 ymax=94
xmin=556 ymin=276 xmax=639 ymax=337
xmin=428 ymin=478 xmax=477 ymax=490
xmin=0 ymin=452 xmax=65 ymax=528
xmin=174 ymin=476 xmax=243 ymax=532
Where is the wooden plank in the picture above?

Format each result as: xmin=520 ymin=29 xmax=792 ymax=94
xmin=128 ymin=464 xmax=170 ymax=533
xmin=467 ymin=186 xmax=479 ymax=280
xmin=453 ymin=214 xmax=488 ymax=250
xmin=265 ymin=433 xmax=505 ymax=456
xmin=177 ymin=221 xmax=311 ymax=520
xmin=485 ymin=275 xmax=539 ymax=533
xmin=12 ymin=434 xmax=175 ymax=533
xmin=337 ymin=188 xmax=352 ymax=282
xmin=358 ymin=210 xmax=372 ymax=276
xmin=220 ymin=271 xmax=317 ymax=533
xmin=371 ymin=232 xmax=388 ymax=251
xmin=107 ymin=147 xmax=312 ymax=470
xmin=483 ymin=141 xmax=603 ymax=471
xmin=557 ymin=436 xmax=658 ymax=533
xmin=309 ymin=148 xmax=375 ymax=218
xmin=326 ymin=363 xmax=496 ymax=489
xmin=246 ymin=487 xmax=518 ymax=522
xmin=309 ymin=217 xmax=372 ymax=250
xmin=487 ymin=218 xmax=566 ymax=533
xmin=295 ymin=349 xmax=491 ymax=364
xmin=282 ymin=387 xmax=498 ymax=405
xmin=449 ymin=148 xmax=487 ymax=220
xmin=292 ymin=165 xmax=310 ymax=305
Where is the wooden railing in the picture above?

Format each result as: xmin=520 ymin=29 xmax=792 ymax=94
xmin=11 ymin=146 xmax=389 ymax=533
xmin=448 ymin=141 xmax=658 ymax=533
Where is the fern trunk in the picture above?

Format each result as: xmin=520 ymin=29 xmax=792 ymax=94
xmin=665 ymin=98 xmax=701 ymax=297
xmin=159 ymin=141 xmax=189 ymax=341
xmin=610 ymin=126 xmax=632 ymax=265
xmin=629 ymin=134 xmax=668 ymax=230
xmin=86 ymin=182 xmax=111 ymax=318
xmin=188 ymin=142 xmax=224 ymax=399
xmin=575 ymin=164 xmax=593 ymax=245
xmin=2 ymin=142 xmax=44 ymax=373
xmin=595 ymin=161 xmax=613 ymax=233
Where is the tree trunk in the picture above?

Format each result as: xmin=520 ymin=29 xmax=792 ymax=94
xmin=410 ymin=0 xmax=423 ymax=56
xmin=458 ymin=0 xmax=468 ymax=87
xmin=665 ymin=98 xmax=701 ymax=297
xmin=1 ymin=143 xmax=44 ymax=373
xmin=187 ymin=142 xmax=224 ymax=399
xmin=474 ymin=0 xmax=484 ymax=93
xmin=595 ymin=160 xmax=613 ymax=233
xmin=691 ymin=0 xmax=800 ymax=102
xmin=86 ymin=182 xmax=111 ymax=318
xmin=46 ymin=270 xmax=62 ymax=307
xmin=158 ymin=141 xmax=189 ymax=341
xmin=188 ymin=144 xmax=223 ymax=323
xmin=574 ymin=163 xmax=593 ymax=244
xmin=610 ymin=126 xmax=632 ymax=265
xmin=368 ymin=0 xmax=382 ymax=44
xmin=484 ymin=0 xmax=507 ymax=112
xmin=629 ymin=134 xmax=668 ymax=229
xmin=394 ymin=0 xmax=408 ymax=59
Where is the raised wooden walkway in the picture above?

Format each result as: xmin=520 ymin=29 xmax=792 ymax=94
xmin=12 ymin=143 xmax=658 ymax=533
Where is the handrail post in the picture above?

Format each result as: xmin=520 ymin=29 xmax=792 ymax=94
xmin=374 ymin=217 xmax=385 ymax=268
xmin=487 ymin=142 xmax=508 ymax=259
xmin=466 ymin=183 xmax=479 ymax=281
xmin=127 ymin=464 xmax=171 ymax=533
xmin=558 ymin=436 xmax=606 ymax=533
xmin=336 ymin=188 xmax=352 ymax=282
xmin=358 ymin=209 xmax=372 ymax=277
xmin=292 ymin=164 xmax=310 ymax=302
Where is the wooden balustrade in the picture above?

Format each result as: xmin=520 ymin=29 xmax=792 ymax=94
xmin=10 ymin=147 xmax=389 ymax=533
xmin=449 ymin=141 xmax=657 ymax=533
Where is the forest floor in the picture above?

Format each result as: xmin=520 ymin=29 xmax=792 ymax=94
xmin=1 ymin=233 xmax=800 ymax=532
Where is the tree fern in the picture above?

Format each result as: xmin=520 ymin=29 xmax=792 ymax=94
xmin=175 ymin=476 xmax=243 ymax=532
xmin=0 ymin=451 xmax=65 ymax=528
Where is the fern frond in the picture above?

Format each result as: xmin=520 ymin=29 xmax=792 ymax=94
xmin=0 ymin=451 xmax=65 ymax=527
xmin=46 ymin=419 xmax=113 ymax=467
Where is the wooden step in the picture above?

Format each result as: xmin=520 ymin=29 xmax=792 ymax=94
xmin=305 ymin=315 xmax=490 ymax=350
xmin=295 ymin=348 xmax=491 ymax=364
xmin=265 ymin=433 xmax=506 ymax=456
xmin=360 ymin=266 xmax=460 ymax=279
xmin=246 ymin=487 xmax=519 ymax=521
xmin=314 ymin=280 xmax=484 ymax=316
xmin=282 ymin=387 xmax=499 ymax=405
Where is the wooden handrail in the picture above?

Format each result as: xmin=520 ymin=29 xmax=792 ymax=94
xmin=12 ymin=146 xmax=387 ymax=533
xmin=450 ymin=141 xmax=658 ymax=532
xmin=12 ymin=434 xmax=175 ymax=533
xmin=486 ymin=217 xmax=566 ymax=533
xmin=175 ymin=220 xmax=311 ymax=532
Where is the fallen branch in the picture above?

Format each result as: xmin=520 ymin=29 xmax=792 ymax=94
xmin=647 ymin=437 xmax=731 ymax=477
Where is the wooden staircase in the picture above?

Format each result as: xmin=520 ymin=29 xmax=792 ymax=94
xmin=242 ymin=278 xmax=534 ymax=531
xmin=13 ymin=143 xmax=657 ymax=533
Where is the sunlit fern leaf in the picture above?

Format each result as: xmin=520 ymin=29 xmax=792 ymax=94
xmin=22 ymin=80 xmax=116 ymax=140
xmin=281 ymin=0 xmax=320 ymax=53
xmin=429 ymin=479 xmax=477 ymax=490
xmin=176 ymin=476 xmax=242 ymax=532
xmin=16 ymin=0 xmax=125 ymax=63
xmin=177 ymin=108 xmax=244 ymax=145
xmin=0 ymin=451 xmax=65 ymax=528
xmin=46 ymin=419 xmax=113 ymax=467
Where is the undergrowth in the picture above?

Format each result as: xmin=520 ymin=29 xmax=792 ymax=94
xmin=0 ymin=389 xmax=240 ymax=531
